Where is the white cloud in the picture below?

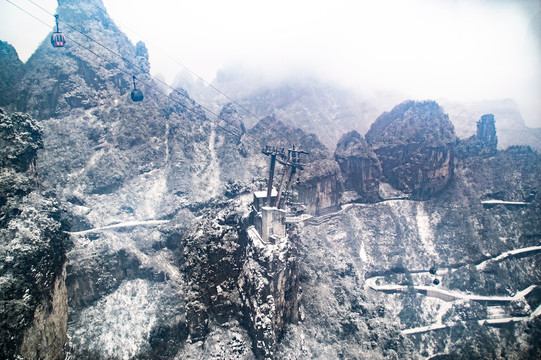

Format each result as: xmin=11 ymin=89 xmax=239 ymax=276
xmin=1 ymin=0 xmax=539 ymax=126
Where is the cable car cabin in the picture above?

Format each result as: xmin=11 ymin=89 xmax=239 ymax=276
xmin=51 ymin=32 xmax=66 ymax=47
xmin=130 ymin=75 xmax=143 ymax=102
xmin=51 ymin=15 xmax=65 ymax=48
xmin=131 ymin=88 xmax=144 ymax=102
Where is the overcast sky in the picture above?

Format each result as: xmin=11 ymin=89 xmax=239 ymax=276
xmin=1 ymin=0 xmax=540 ymax=127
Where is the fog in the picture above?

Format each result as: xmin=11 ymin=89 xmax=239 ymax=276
xmin=1 ymin=0 xmax=540 ymax=127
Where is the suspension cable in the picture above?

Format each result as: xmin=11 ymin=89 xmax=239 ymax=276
xmin=88 ymin=0 xmax=266 ymax=124
xmin=6 ymin=0 xmax=254 ymax=144
xmin=23 ymin=0 xmax=261 ymax=144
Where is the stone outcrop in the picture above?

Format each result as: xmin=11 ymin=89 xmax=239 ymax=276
xmin=153 ymin=196 xmax=261 ymax=347
xmin=366 ymin=100 xmax=457 ymax=200
xmin=238 ymin=232 xmax=300 ymax=359
xmin=162 ymin=194 xmax=301 ymax=360
xmin=296 ymin=159 xmax=341 ymax=215
xmin=176 ymin=201 xmax=248 ymax=341
xmin=457 ymin=114 xmax=498 ymax=158
xmin=476 ymin=114 xmax=497 ymax=146
xmin=334 ymin=130 xmax=381 ymax=202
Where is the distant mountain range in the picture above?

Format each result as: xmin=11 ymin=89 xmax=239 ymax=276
xmin=174 ymin=67 xmax=541 ymax=152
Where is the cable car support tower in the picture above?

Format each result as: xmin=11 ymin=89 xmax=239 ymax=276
xmin=252 ymin=145 xmax=310 ymax=243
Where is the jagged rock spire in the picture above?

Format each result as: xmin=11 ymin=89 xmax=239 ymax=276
xmin=476 ymin=114 xmax=498 ymax=149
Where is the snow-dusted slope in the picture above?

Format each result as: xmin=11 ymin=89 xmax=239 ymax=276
xmin=1 ymin=0 xmax=540 ymax=358
xmin=275 ymin=146 xmax=541 ymax=359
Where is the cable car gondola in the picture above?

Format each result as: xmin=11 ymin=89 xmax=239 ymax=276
xmin=130 ymin=75 xmax=144 ymax=102
xmin=51 ymin=15 xmax=66 ymax=48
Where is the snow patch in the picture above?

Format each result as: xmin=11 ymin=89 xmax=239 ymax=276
xmin=69 ymin=219 xmax=168 ymax=235
xmin=143 ymin=170 xmax=167 ymax=219
xmin=359 ymin=240 xmax=368 ymax=263
xmin=378 ymin=182 xmax=408 ymax=199
xmin=203 ymin=124 xmax=221 ymax=198
xmin=328 ymin=231 xmax=347 ymax=242
xmin=175 ymin=322 xmax=253 ymax=359
xmin=416 ymin=202 xmax=438 ymax=258
xmin=71 ymin=279 xmax=167 ymax=359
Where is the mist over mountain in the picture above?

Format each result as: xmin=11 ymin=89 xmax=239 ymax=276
xmin=0 ymin=1 xmax=540 ymax=359
xmin=441 ymin=98 xmax=541 ymax=152
xmin=175 ymin=68 xmax=384 ymax=151
xmin=176 ymin=66 xmax=541 ymax=153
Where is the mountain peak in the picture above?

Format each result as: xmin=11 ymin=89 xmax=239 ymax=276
xmin=17 ymin=0 xmax=151 ymax=119
xmin=56 ymin=0 xmax=112 ymax=29
xmin=335 ymin=130 xmax=375 ymax=160
xmin=366 ymin=100 xmax=457 ymax=149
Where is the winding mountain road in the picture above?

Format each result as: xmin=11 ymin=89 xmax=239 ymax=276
xmin=481 ymin=200 xmax=530 ymax=206
xmin=366 ymin=277 xmax=536 ymax=304
xmin=68 ymin=220 xmax=169 ymax=235
xmin=365 ymin=244 xmax=541 ymax=335
xmin=402 ymin=304 xmax=541 ymax=335
xmin=476 ymin=245 xmax=541 ymax=270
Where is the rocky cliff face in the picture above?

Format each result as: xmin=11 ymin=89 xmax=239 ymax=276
xmin=457 ymin=113 xmax=498 ymax=158
xmin=334 ymin=130 xmax=381 ymax=202
xmin=175 ymin=198 xmax=249 ymax=341
xmin=238 ymin=231 xmax=300 ymax=359
xmin=366 ymin=100 xmax=457 ymax=200
xmin=0 ymin=41 xmax=24 ymax=108
xmin=20 ymin=265 xmax=68 ymax=360
xmin=0 ymin=108 xmax=69 ymax=360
